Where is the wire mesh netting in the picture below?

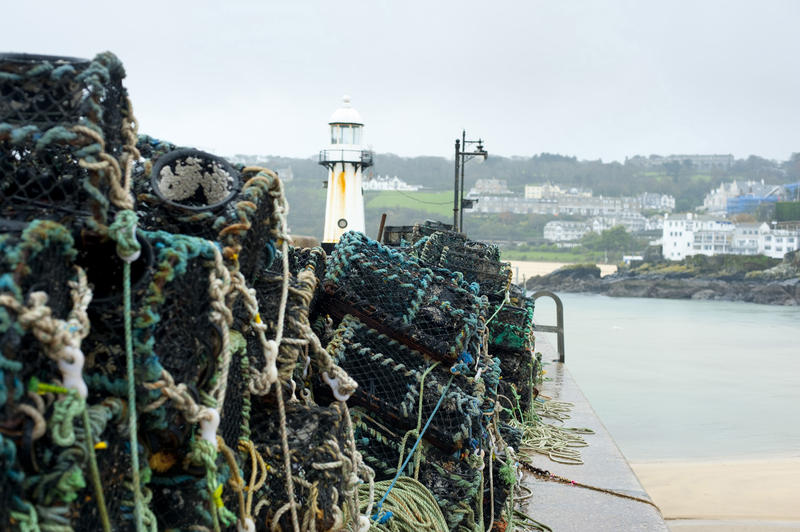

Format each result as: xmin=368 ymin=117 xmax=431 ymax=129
xmin=327 ymin=315 xmax=483 ymax=452
xmin=1 ymin=52 xmax=134 ymax=227
xmin=488 ymin=303 xmax=535 ymax=352
xmin=133 ymin=147 xmax=282 ymax=281
xmin=415 ymin=232 xmax=510 ymax=302
xmin=248 ymin=399 xmax=355 ymax=532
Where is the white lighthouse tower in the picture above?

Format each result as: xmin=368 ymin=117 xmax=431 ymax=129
xmin=319 ymin=96 xmax=373 ymax=244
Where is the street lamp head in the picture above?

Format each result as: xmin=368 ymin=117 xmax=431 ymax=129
xmin=476 ymin=140 xmax=487 ymax=159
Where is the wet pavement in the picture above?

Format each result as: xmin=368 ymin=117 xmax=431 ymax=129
xmin=519 ymin=338 xmax=668 ymax=531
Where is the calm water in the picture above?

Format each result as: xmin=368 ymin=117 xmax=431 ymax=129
xmin=531 ymin=293 xmax=800 ymax=462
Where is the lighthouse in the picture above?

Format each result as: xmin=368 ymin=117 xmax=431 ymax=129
xmin=319 ymin=96 xmax=373 ymax=244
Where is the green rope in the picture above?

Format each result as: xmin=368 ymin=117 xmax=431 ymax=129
xmin=395 ymin=361 xmax=440 ymax=479
xmin=49 ymin=392 xmax=85 ymax=447
xmin=358 ymin=477 xmax=449 ymax=532
xmin=10 ymin=501 xmax=41 ymax=532
xmin=124 ymin=257 xmax=145 ymax=531
xmin=82 ymin=407 xmax=111 ymax=532
xmin=111 ymin=210 xmax=146 ymax=532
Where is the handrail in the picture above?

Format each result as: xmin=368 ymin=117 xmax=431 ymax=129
xmin=531 ymin=290 xmax=565 ymax=363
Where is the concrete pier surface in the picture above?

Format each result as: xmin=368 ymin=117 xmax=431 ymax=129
xmin=519 ymin=338 xmax=667 ymax=531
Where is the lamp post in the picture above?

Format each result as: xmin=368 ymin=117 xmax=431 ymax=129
xmin=452 ymin=130 xmax=487 ymax=232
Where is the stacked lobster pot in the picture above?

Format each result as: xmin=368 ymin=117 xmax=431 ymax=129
xmin=321 ymin=231 xmax=508 ymax=531
xmin=413 ymin=229 xmax=536 ymax=417
xmin=1 ymin=51 xmax=369 ymax=532
xmin=0 ymin=52 xmax=157 ymax=531
xmin=398 ymin=226 xmax=536 ymax=526
xmin=232 ymin=245 xmax=368 ymax=532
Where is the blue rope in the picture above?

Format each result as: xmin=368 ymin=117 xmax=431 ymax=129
xmin=372 ymin=373 xmax=455 ymax=523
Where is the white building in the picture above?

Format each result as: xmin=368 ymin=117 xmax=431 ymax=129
xmin=638 ymin=192 xmax=675 ymax=212
xmin=663 ymin=214 xmax=800 ymax=260
xmin=363 ymin=175 xmax=420 ymax=191
xmin=662 ymin=213 xmax=735 ymax=260
xmin=524 ymin=183 xmax=590 ymax=199
xmin=470 ymin=178 xmax=511 ymax=196
xmin=544 ymin=221 xmax=591 ymax=242
xmin=763 ymin=226 xmax=800 ymax=259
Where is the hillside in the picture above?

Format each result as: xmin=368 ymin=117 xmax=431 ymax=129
xmin=227 ymin=152 xmax=800 ymax=240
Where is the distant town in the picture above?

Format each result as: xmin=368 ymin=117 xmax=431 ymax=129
xmin=456 ymin=173 xmax=800 ymax=260
xmin=229 ymin=151 xmax=800 ymax=261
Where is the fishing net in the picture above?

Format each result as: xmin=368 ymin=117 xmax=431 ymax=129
xmin=133 ymin=149 xmax=282 ymax=280
xmin=324 ymin=231 xmax=487 ymax=363
xmin=327 ymin=315 xmax=483 ymax=452
xmin=0 ymin=52 xmax=136 ymax=228
xmin=248 ymin=399 xmax=355 ymax=531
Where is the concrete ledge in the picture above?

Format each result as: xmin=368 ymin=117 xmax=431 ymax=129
xmin=519 ymin=341 xmax=667 ymax=531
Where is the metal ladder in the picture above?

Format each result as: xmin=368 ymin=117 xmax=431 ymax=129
xmin=531 ymin=290 xmax=565 ymax=363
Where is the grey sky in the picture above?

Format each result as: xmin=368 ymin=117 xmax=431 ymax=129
xmin=5 ymin=0 xmax=799 ymax=162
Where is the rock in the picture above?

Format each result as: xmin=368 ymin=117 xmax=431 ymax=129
xmin=522 ymin=260 xmax=799 ymax=306
xmin=691 ymin=289 xmax=717 ymax=300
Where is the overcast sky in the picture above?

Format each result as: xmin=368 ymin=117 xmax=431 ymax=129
xmin=5 ymin=0 xmax=799 ymax=162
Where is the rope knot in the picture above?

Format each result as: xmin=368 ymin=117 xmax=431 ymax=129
xmin=322 ymin=368 xmax=357 ymax=402
xmin=109 ymin=209 xmax=141 ymax=263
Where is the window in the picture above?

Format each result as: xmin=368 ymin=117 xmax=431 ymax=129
xmin=777 ymin=247 xmax=783 ymax=252
xmin=776 ymin=237 xmax=783 ymax=243
xmin=766 ymin=236 xmax=772 ymax=241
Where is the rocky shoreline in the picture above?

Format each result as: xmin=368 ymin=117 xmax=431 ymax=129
xmin=524 ymin=254 xmax=800 ymax=306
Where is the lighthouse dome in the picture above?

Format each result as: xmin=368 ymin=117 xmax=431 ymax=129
xmin=329 ymin=95 xmax=363 ymax=125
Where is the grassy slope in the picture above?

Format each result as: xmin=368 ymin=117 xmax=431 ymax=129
xmin=364 ymin=190 xmax=453 ymax=217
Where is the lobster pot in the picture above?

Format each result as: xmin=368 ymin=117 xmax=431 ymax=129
xmin=438 ymin=246 xmax=512 ymax=302
xmin=488 ymin=304 xmax=534 ymax=353
xmin=79 ymin=232 xmax=155 ymax=403
xmin=0 ymin=52 xmax=131 ymax=225
xmin=134 ymin=151 xmax=282 ymax=281
xmin=410 ymin=220 xmax=460 ymax=243
xmin=249 ymin=249 xmax=322 ymax=388
xmin=0 ymin=224 xmax=144 ymax=530
xmin=327 ymin=315 xmax=483 ymax=452
xmin=406 ymin=269 xmax=488 ymax=362
xmin=496 ymin=349 xmax=534 ymax=417
xmin=381 ymin=225 xmax=415 ymax=247
xmin=0 ymin=221 xmax=79 ymax=465
xmin=289 ymin=245 xmax=326 ymax=309
xmin=248 ymin=400 xmax=354 ymax=532
xmin=415 ymin=231 xmax=467 ymax=265
xmin=323 ymin=232 xmax=487 ymax=363
xmin=351 ymin=409 xmax=483 ymax=532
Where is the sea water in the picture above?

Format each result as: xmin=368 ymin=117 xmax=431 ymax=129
xmin=531 ymin=293 xmax=800 ymax=462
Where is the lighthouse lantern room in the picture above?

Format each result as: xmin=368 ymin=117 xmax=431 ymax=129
xmin=319 ymin=96 xmax=373 ymax=244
